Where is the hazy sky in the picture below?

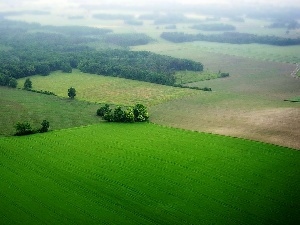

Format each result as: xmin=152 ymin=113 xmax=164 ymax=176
xmin=1 ymin=0 xmax=300 ymax=10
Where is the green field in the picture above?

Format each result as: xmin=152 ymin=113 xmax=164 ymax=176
xmin=175 ymin=70 xmax=221 ymax=84
xmin=0 ymin=123 xmax=299 ymax=224
xmin=133 ymin=41 xmax=300 ymax=64
xmin=0 ymin=87 xmax=101 ymax=136
xmin=17 ymin=70 xmax=197 ymax=107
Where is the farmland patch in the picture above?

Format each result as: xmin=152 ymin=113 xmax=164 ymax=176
xmin=0 ymin=123 xmax=299 ymax=224
xmin=18 ymin=70 xmax=197 ymax=106
xmin=0 ymin=87 xmax=101 ymax=136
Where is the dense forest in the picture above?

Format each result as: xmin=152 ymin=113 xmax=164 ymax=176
xmin=161 ymin=31 xmax=300 ymax=46
xmin=0 ymin=19 xmax=203 ymax=87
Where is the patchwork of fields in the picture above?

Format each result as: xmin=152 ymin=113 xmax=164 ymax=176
xmin=0 ymin=123 xmax=299 ymax=224
xmin=133 ymin=42 xmax=300 ymax=149
xmin=1 ymin=6 xmax=300 ymax=225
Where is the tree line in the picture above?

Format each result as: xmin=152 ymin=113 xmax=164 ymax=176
xmin=0 ymin=19 xmax=204 ymax=86
xmin=161 ymin=31 xmax=300 ymax=46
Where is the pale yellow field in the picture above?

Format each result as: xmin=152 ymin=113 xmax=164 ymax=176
xmin=18 ymin=70 xmax=197 ymax=107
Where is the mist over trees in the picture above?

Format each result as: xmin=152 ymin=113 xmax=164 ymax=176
xmin=161 ymin=32 xmax=300 ymax=46
xmin=0 ymin=19 xmax=203 ymax=86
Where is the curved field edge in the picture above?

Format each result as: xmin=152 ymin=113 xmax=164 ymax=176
xmin=0 ymin=87 xmax=101 ymax=136
xmin=0 ymin=123 xmax=299 ymax=225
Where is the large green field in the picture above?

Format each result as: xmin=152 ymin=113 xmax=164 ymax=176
xmin=0 ymin=123 xmax=299 ymax=224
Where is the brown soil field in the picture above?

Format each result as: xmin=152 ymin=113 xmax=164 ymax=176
xmin=148 ymin=53 xmax=300 ymax=150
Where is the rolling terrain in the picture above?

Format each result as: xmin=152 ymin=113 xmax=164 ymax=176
xmin=133 ymin=43 xmax=300 ymax=149
xmin=1 ymin=3 xmax=300 ymax=225
xmin=0 ymin=123 xmax=299 ymax=224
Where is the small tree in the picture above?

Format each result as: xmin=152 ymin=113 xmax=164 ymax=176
xmin=113 ymin=106 xmax=125 ymax=122
xmin=133 ymin=104 xmax=149 ymax=122
xmin=68 ymin=87 xmax=76 ymax=99
xmin=8 ymin=78 xmax=18 ymax=88
xmin=39 ymin=120 xmax=50 ymax=133
xmin=14 ymin=122 xmax=33 ymax=136
xmin=97 ymin=104 xmax=111 ymax=117
xmin=103 ymin=111 xmax=114 ymax=122
xmin=23 ymin=78 xmax=32 ymax=90
xmin=124 ymin=107 xmax=135 ymax=123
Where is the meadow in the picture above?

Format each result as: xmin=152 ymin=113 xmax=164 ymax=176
xmin=0 ymin=123 xmax=299 ymax=224
xmin=17 ymin=70 xmax=197 ymax=107
xmin=0 ymin=87 xmax=101 ymax=136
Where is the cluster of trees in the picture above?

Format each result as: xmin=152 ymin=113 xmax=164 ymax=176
xmin=161 ymin=32 xmax=300 ymax=46
xmin=14 ymin=120 xmax=50 ymax=136
xmin=0 ymin=20 xmax=204 ymax=87
xmin=77 ymin=49 xmax=203 ymax=85
xmin=0 ymin=73 xmax=17 ymax=88
xmin=191 ymin=23 xmax=236 ymax=31
xmin=97 ymin=104 xmax=149 ymax=123
xmin=103 ymin=33 xmax=153 ymax=46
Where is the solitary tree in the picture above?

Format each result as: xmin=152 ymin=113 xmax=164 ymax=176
xmin=68 ymin=87 xmax=76 ymax=99
xmin=8 ymin=78 xmax=18 ymax=88
xmin=23 ymin=78 xmax=32 ymax=90
xmin=40 ymin=120 xmax=50 ymax=133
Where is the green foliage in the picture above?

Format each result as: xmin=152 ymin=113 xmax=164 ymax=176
xmin=96 ymin=104 xmax=111 ymax=117
xmin=39 ymin=120 xmax=50 ymax=133
xmin=1 ymin=123 xmax=299 ymax=224
xmin=68 ymin=87 xmax=76 ymax=99
xmin=77 ymin=49 xmax=203 ymax=86
xmin=133 ymin=104 xmax=149 ymax=122
xmin=14 ymin=120 xmax=50 ymax=135
xmin=61 ymin=63 xmax=72 ymax=73
xmin=14 ymin=121 xmax=33 ymax=136
xmin=26 ymin=89 xmax=56 ymax=96
xmin=112 ymin=106 xmax=124 ymax=122
xmin=98 ymin=104 xmax=149 ymax=123
xmin=103 ymin=111 xmax=114 ymax=122
xmin=123 ymin=107 xmax=135 ymax=123
xmin=23 ymin=78 xmax=32 ymax=90
xmin=0 ymin=20 xmax=204 ymax=86
xmin=8 ymin=77 xmax=17 ymax=88
xmin=0 ymin=74 xmax=17 ymax=88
